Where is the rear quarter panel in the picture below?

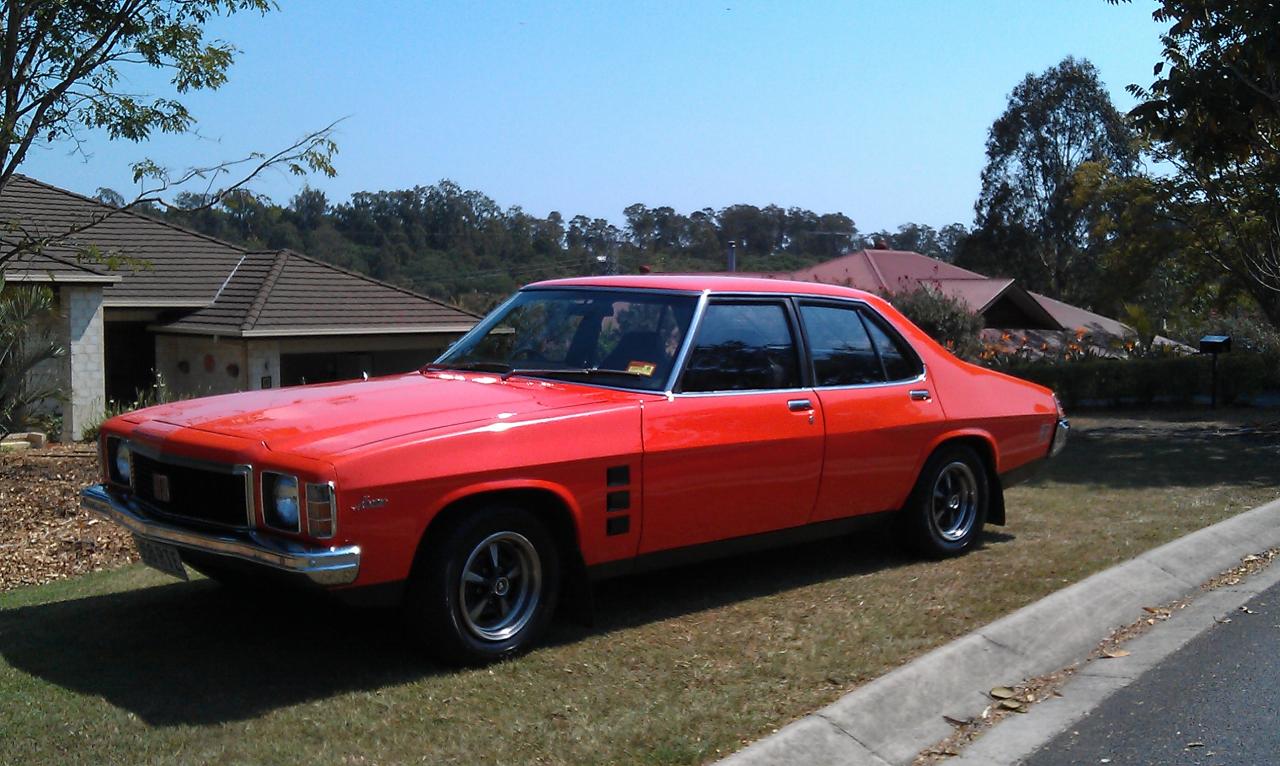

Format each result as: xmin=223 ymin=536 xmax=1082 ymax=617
xmin=866 ymin=295 xmax=1058 ymax=477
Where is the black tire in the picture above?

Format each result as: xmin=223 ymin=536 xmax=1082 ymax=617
xmin=403 ymin=505 xmax=561 ymax=665
xmin=897 ymin=444 xmax=990 ymax=558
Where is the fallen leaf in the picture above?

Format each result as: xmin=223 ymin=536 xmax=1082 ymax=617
xmin=999 ymin=699 xmax=1023 ymax=711
xmin=1102 ymin=648 xmax=1130 ymax=659
xmin=1186 ymin=741 xmax=1204 ymax=748
xmin=942 ymin=715 xmax=971 ymax=727
xmin=990 ymin=686 xmax=1016 ymax=699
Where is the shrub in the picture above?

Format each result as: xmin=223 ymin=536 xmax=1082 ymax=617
xmin=81 ymin=373 xmax=185 ymax=442
xmin=885 ymin=285 xmax=985 ymax=360
xmin=0 ymin=284 xmax=64 ymax=440
xmin=1001 ymin=352 xmax=1280 ymax=409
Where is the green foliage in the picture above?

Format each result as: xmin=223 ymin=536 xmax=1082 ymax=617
xmin=1112 ymin=0 xmax=1280 ymax=328
xmin=1004 ymin=352 xmax=1280 ymax=410
xmin=865 ymin=223 xmax=969 ymax=263
xmin=0 ymin=1 xmax=337 ymax=272
xmin=0 ymin=283 xmax=64 ymax=439
xmin=150 ymin=182 xmax=884 ymax=307
xmin=962 ymin=57 xmax=1139 ymax=305
xmin=884 ymin=284 xmax=985 ymax=360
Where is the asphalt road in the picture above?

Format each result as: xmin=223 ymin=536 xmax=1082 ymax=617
xmin=1023 ymin=577 xmax=1280 ymax=766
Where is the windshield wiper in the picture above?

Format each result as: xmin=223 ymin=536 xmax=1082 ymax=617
xmin=501 ymin=367 xmax=650 ymax=381
xmin=423 ymin=361 xmax=513 ymax=374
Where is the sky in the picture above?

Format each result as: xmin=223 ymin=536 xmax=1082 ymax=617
xmin=18 ymin=1 xmax=1167 ymax=235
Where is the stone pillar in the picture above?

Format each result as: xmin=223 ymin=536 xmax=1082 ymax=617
xmin=61 ymin=286 xmax=106 ymax=442
xmin=246 ymin=340 xmax=281 ymax=390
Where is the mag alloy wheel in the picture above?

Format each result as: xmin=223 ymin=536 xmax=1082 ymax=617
xmin=930 ymin=461 xmax=979 ymax=542
xmin=457 ymin=530 xmax=543 ymax=643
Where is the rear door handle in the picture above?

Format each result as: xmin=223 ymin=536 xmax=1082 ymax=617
xmin=909 ymin=389 xmax=932 ymax=401
xmin=787 ymin=398 xmax=812 ymax=412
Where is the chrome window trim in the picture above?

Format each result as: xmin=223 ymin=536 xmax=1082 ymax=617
xmin=112 ymin=437 xmax=254 ymax=530
xmin=793 ymin=295 xmax=929 ymax=390
xmin=805 ymin=366 xmax=929 ymax=392
xmin=663 ymin=289 xmax=710 ymax=394
xmin=668 ymin=293 xmax=809 ymax=396
xmin=261 ymin=470 xmax=303 ymax=534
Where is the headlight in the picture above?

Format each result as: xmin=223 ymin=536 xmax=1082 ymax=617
xmin=113 ymin=442 xmax=133 ymax=486
xmin=263 ymin=473 xmax=301 ymax=532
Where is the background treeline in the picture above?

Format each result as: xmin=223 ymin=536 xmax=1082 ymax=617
xmin=101 ymin=185 xmax=966 ymax=313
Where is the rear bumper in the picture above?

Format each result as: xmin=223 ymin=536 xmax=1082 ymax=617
xmin=1050 ymin=417 xmax=1070 ymax=458
xmin=81 ymin=484 xmax=360 ymax=586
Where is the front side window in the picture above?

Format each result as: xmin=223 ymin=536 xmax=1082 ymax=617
xmin=680 ymin=302 xmax=802 ymax=392
xmin=435 ymin=288 xmax=698 ymax=391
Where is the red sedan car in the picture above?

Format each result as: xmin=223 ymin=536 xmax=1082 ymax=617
xmin=84 ymin=275 xmax=1067 ymax=663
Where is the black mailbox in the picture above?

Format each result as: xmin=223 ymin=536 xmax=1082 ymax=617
xmin=1200 ymin=335 xmax=1231 ymax=354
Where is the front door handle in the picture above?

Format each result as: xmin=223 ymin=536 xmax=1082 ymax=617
xmin=787 ymin=398 xmax=812 ymax=412
xmin=909 ymin=389 xmax=932 ymax=401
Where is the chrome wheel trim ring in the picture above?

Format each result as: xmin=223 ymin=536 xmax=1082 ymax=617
xmin=458 ymin=531 xmax=542 ymax=642
xmin=930 ymin=461 xmax=979 ymax=542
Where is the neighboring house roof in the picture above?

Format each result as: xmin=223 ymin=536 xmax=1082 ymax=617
xmin=0 ymin=175 xmax=248 ymax=307
xmin=713 ymin=248 xmax=1131 ymax=337
xmin=0 ymin=175 xmax=481 ymax=336
xmin=157 ymin=249 xmax=482 ymax=337
xmin=0 ymin=238 xmax=121 ymax=284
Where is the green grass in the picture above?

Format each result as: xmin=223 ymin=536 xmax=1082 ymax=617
xmin=2 ymin=410 xmax=1278 ymax=765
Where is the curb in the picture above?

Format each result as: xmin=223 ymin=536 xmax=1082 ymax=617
xmin=717 ymin=497 xmax=1280 ymax=766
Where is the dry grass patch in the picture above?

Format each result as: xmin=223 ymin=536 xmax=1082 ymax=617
xmin=1 ymin=410 xmax=1278 ymax=765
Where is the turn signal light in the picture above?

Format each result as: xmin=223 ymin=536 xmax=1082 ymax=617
xmin=306 ymin=482 xmax=336 ymax=539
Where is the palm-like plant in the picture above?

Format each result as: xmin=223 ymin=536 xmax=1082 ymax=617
xmin=0 ymin=282 xmax=65 ymax=440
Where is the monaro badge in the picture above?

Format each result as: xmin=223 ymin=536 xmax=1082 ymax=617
xmin=352 ymin=495 xmax=389 ymax=512
xmin=153 ymin=473 xmax=171 ymax=503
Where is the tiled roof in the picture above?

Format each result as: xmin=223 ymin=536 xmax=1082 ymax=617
xmin=0 ymin=238 xmax=120 ymax=284
xmin=156 ymin=249 xmax=481 ymax=337
xmin=0 ymin=175 xmax=248 ymax=306
xmin=1 ymin=175 xmax=481 ymax=336
xmin=689 ymin=248 xmax=1132 ymax=337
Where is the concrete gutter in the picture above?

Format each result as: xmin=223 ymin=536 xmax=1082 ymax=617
xmin=717 ymin=497 xmax=1280 ymax=766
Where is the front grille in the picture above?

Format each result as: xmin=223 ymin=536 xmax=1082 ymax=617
xmin=132 ymin=453 xmax=249 ymax=528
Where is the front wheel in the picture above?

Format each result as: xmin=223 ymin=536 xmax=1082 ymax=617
xmin=897 ymin=445 xmax=990 ymax=558
xmin=403 ymin=506 xmax=561 ymax=665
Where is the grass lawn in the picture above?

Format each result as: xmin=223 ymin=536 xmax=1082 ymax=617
xmin=2 ymin=410 xmax=1278 ymax=765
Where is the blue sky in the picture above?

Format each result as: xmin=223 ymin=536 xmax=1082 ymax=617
xmin=19 ymin=1 xmax=1166 ymax=234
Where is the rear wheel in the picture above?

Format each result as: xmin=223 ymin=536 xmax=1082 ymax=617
xmin=897 ymin=445 xmax=989 ymax=558
xmin=403 ymin=505 xmax=560 ymax=665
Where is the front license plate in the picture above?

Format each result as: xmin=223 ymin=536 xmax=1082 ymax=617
xmin=134 ymin=536 xmax=189 ymax=581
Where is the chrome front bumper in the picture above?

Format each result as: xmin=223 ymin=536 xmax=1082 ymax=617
xmin=1050 ymin=417 xmax=1070 ymax=457
xmin=81 ymin=484 xmax=360 ymax=586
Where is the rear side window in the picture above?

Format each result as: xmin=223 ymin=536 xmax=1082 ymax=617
xmin=799 ymin=304 xmax=883 ymax=386
xmin=680 ymin=302 xmax=802 ymax=392
xmin=862 ymin=310 xmax=923 ymax=381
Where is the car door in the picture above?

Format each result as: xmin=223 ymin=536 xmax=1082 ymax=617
xmin=638 ymin=297 xmax=825 ymax=553
xmin=797 ymin=300 xmax=947 ymax=523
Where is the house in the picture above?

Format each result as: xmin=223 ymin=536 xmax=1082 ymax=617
xmin=1 ymin=175 xmax=481 ymax=441
xmin=724 ymin=245 xmax=1135 ymax=346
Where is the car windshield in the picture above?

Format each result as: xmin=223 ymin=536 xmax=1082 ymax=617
xmin=432 ymin=288 xmax=700 ymax=391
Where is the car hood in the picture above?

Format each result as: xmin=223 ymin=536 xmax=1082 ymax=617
xmin=136 ymin=371 xmax=631 ymax=458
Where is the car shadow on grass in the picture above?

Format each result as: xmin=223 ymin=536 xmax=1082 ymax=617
xmin=0 ymin=520 xmax=1015 ymax=727
xmin=1030 ymin=424 xmax=1280 ymax=491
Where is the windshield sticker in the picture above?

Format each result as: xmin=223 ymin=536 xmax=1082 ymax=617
xmin=626 ymin=361 xmax=657 ymax=377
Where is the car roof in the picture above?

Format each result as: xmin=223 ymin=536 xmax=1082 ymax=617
xmin=529 ymin=274 xmax=880 ymax=301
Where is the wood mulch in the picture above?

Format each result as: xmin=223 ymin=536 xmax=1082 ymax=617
xmin=0 ymin=445 xmax=137 ymax=592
